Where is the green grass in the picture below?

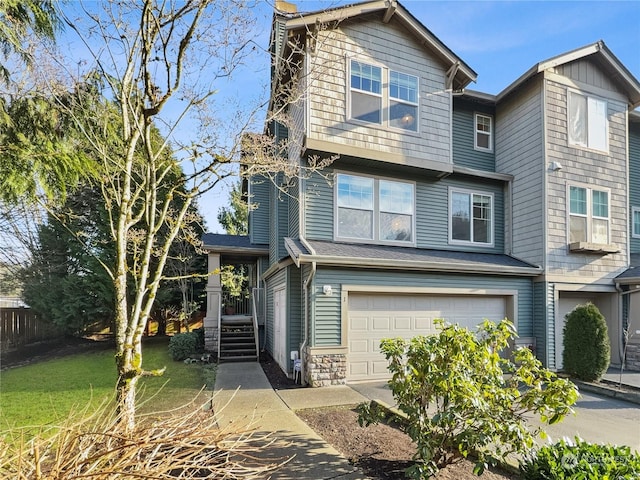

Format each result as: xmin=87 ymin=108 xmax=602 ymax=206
xmin=0 ymin=338 xmax=216 ymax=431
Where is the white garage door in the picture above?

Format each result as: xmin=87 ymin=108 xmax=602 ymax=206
xmin=347 ymin=293 xmax=507 ymax=382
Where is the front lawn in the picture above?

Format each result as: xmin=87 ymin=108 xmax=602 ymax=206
xmin=0 ymin=337 xmax=215 ymax=432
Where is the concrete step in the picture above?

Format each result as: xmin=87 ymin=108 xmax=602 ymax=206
xmin=219 ymin=354 xmax=258 ymax=362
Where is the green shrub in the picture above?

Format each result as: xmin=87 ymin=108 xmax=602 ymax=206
xmin=168 ymin=331 xmax=200 ymax=361
xmin=520 ymin=436 xmax=640 ymax=479
xmin=358 ymin=319 xmax=579 ymax=479
xmin=562 ymin=303 xmax=610 ymax=381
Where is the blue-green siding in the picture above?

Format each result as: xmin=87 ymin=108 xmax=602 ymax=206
xmin=532 ymin=281 xmax=554 ymax=368
xmin=265 ymin=268 xmax=286 ymax=358
xmin=304 ymin=168 xmax=506 ymax=253
xmin=309 ymin=267 xmax=533 ymax=347
xmin=249 ymin=176 xmax=270 ymax=245
xmin=452 ymin=98 xmax=496 ymax=172
xmin=630 ymin=122 xmax=640 ymax=254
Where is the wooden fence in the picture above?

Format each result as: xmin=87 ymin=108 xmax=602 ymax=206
xmin=0 ymin=308 xmax=59 ymax=348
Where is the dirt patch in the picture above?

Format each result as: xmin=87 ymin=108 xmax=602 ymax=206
xmin=297 ymin=406 xmax=519 ymax=480
xmin=259 ymin=352 xmax=518 ymax=479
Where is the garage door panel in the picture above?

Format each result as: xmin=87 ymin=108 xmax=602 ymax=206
xmin=347 ymin=293 xmax=506 ymax=381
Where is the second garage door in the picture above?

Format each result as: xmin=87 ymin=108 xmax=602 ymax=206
xmin=347 ymin=293 xmax=507 ymax=381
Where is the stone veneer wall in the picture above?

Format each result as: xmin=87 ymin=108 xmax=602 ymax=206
xmin=625 ymin=343 xmax=640 ymax=372
xmin=304 ymin=348 xmax=347 ymax=386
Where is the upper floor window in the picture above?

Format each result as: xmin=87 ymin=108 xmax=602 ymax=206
xmin=336 ymin=173 xmax=414 ymax=244
xmin=449 ymin=188 xmax=493 ymax=246
xmin=349 ymin=59 xmax=418 ymax=132
xmin=569 ymin=185 xmax=609 ymax=244
xmin=633 ymin=207 xmax=640 ymax=238
xmin=474 ymin=113 xmax=493 ymax=151
xmin=568 ymin=90 xmax=608 ymax=152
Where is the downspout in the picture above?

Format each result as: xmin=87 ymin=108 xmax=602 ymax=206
xmin=300 ymin=236 xmax=316 ymax=386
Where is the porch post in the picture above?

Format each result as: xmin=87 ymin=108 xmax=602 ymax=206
xmin=204 ymin=252 xmax=222 ymax=353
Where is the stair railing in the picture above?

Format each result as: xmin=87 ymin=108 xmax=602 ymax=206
xmin=217 ymin=293 xmax=222 ymax=360
xmin=251 ymin=288 xmax=263 ymax=362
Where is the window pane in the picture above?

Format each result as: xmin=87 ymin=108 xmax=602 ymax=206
xmin=351 ymin=60 xmax=381 ymax=94
xmin=380 ymin=213 xmax=412 ymax=242
xmin=337 ymin=174 xmax=373 ymax=209
xmin=338 ymin=207 xmax=373 ymax=239
xmin=472 ymin=194 xmax=491 ymax=243
xmin=476 ymin=115 xmax=491 ymax=133
xmin=592 ymin=190 xmax=608 ymax=218
xmin=634 ymin=210 xmax=640 ymax=236
xmin=592 ymin=218 xmax=608 ymax=244
xmin=569 ymin=186 xmax=587 ymax=215
xmin=569 ymin=92 xmax=587 ymax=146
xmin=389 ymin=101 xmax=417 ymax=131
xmin=379 ymin=180 xmax=413 ymax=214
xmin=351 ymin=91 xmax=381 ymax=123
xmin=476 ymin=133 xmax=490 ymax=149
xmin=588 ymin=97 xmax=607 ymax=151
xmin=569 ymin=215 xmax=587 ymax=243
xmin=389 ymin=71 xmax=418 ymax=103
xmin=451 ymin=192 xmax=470 ymax=241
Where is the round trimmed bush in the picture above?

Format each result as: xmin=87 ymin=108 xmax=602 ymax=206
xmin=562 ymin=303 xmax=610 ymax=381
xmin=168 ymin=331 xmax=199 ymax=361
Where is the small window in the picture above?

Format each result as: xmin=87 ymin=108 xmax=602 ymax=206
xmin=350 ymin=60 xmax=382 ymax=124
xmin=389 ymin=71 xmax=418 ymax=131
xmin=569 ymin=185 xmax=609 ymax=244
xmin=336 ymin=173 xmax=414 ymax=244
xmin=474 ymin=113 xmax=493 ymax=151
xmin=449 ymin=188 xmax=493 ymax=246
xmin=633 ymin=207 xmax=640 ymax=238
xmin=568 ymin=90 xmax=608 ymax=152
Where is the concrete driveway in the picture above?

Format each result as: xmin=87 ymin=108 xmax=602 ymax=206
xmin=350 ymin=382 xmax=640 ymax=451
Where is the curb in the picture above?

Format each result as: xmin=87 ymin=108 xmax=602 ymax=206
xmin=572 ymin=379 xmax=640 ymax=405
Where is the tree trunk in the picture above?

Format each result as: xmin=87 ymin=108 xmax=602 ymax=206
xmin=115 ymin=341 xmax=141 ymax=433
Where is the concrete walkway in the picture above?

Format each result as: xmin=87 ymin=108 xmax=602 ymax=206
xmin=213 ymin=362 xmax=369 ymax=480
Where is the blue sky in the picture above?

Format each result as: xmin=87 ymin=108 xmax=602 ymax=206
xmin=100 ymin=1 xmax=640 ymax=232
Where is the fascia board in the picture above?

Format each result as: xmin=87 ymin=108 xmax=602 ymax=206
xmin=294 ymin=253 xmax=542 ymax=276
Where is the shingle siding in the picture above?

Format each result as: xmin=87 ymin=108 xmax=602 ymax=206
xmin=630 ymin=121 xmax=640 ymax=254
xmin=306 ymin=16 xmax=451 ymax=166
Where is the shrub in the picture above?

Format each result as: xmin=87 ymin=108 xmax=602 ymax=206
xmin=168 ymin=331 xmax=200 ymax=361
xmin=562 ymin=303 xmax=610 ymax=381
xmin=358 ymin=319 xmax=579 ymax=479
xmin=520 ymin=436 xmax=640 ymax=479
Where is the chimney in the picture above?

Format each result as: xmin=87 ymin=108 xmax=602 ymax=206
xmin=275 ymin=0 xmax=297 ymax=13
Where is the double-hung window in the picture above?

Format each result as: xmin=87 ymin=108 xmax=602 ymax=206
xmin=474 ymin=113 xmax=493 ymax=151
xmin=350 ymin=60 xmax=382 ymax=124
xmin=349 ymin=59 xmax=419 ymax=132
xmin=633 ymin=207 xmax=640 ymax=239
xmin=336 ymin=173 xmax=414 ymax=244
xmin=568 ymin=90 xmax=608 ymax=152
xmin=569 ymin=185 xmax=609 ymax=244
xmin=449 ymin=188 xmax=493 ymax=246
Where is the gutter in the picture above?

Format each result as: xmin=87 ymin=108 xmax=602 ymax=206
xmin=290 ymin=252 xmax=542 ymax=277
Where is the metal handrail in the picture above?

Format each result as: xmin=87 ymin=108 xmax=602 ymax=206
xmin=217 ymin=293 xmax=221 ymax=360
xmin=251 ymin=288 xmax=262 ymax=362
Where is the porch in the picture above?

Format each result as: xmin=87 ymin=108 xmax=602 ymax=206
xmin=201 ymin=234 xmax=268 ymax=361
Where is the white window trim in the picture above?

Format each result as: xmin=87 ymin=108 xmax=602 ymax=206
xmin=448 ymin=187 xmax=495 ymax=248
xmin=567 ymin=88 xmax=609 ymax=154
xmin=474 ymin=112 xmax=493 ymax=152
xmin=346 ymin=57 xmax=420 ymax=135
xmin=633 ymin=206 xmax=640 ymax=239
xmin=566 ymin=183 xmax=611 ymax=245
xmin=334 ymin=171 xmax=416 ymax=247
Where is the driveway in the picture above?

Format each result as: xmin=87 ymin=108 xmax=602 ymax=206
xmin=350 ymin=382 xmax=640 ymax=451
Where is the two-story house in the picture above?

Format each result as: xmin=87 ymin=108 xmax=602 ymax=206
xmin=202 ymin=0 xmax=640 ymax=385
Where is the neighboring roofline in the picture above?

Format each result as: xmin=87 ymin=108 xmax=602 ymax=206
xmin=281 ymin=0 xmax=477 ymax=89
xmin=630 ymin=109 xmax=640 ymax=123
xmin=456 ymin=89 xmax=496 ymax=104
xmin=202 ymin=244 xmax=269 ymax=256
xmin=497 ymin=41 xmax=640 ymax=108
xmin=284 ymin=241 xmax=542 ymax=276
xmin=452 ymin=165 xmax=513 ymax=182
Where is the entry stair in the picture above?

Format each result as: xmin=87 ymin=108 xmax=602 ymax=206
xmin=219 ymin=315 xmax=258 ymax=362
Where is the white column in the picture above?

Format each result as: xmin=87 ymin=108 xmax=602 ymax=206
xmin=203 ymin=252 xmax=222 ymax=353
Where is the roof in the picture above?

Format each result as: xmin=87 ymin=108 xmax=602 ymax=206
xmin=201 ymin=234 xmax=268 ymax=255
xmin=498 ymin=41 xmax=640 ymax=108
xmin=615 ymin=254 xmax=640 ymax=282
xmin=284 ymin=238 xmax=542 ymax=276
xmin=276 ymin=0 xmax=477 ymax=91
